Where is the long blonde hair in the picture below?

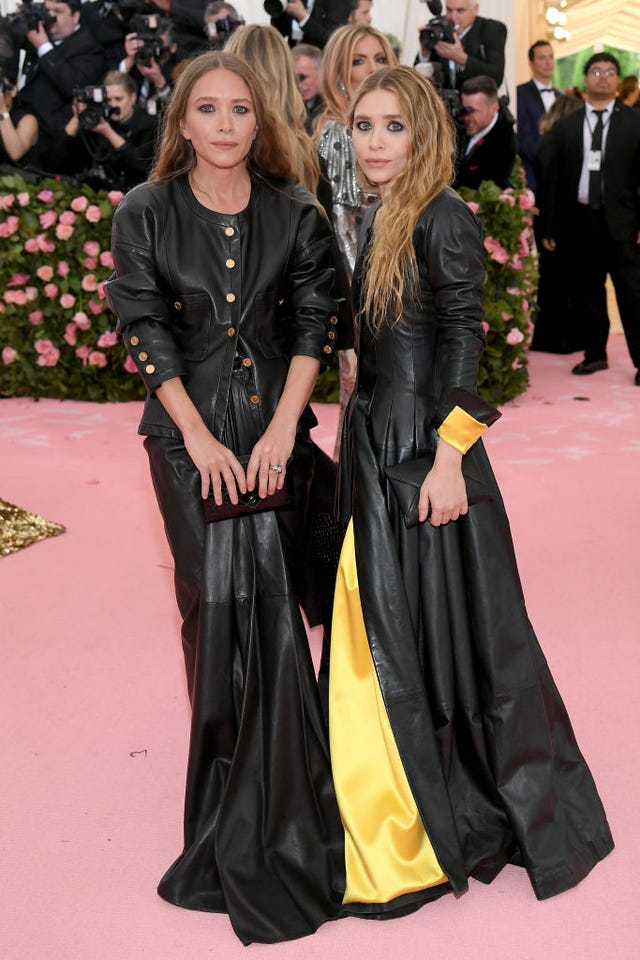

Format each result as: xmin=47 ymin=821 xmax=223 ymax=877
xmin=316 ymin=25 xmax=398 ymax=130
xmin=350 ymin=66 xmax=455 ymax=334
xmin=149 ymin=52 xmax=302 ymax=185
xmin=224 ymin=24 xmax=320 ymax=193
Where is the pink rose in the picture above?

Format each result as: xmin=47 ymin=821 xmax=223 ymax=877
xmin=83 ymin=240 xmax=100 ymax=257
xmin=506 ymin=287 xmax=521 ymax=296
xmin=466 ymin=200 xmax=480 ymax=214
xmin=481 ymin=321 xmax=490 ymax=335
xmin=83 ymin=257 xmax=98 ymax=270
xmin=97 ymin=281 xmax=106 ymax=300
xmin=17 ymin=192 xmax=30 ymax=207
xmin=82 ymin=273 xmax=98 ymax=292
xmin=58 ymin=210 xmax=77 ymax=226
xmin=9 ymin=272 xmax=30 ymax=286
xmin=25 ymin=287 xmax=38 ymax=302
xmin=88 ymin=350 xmax=107 ymax=367
xmin=97 ymin=330 xmax=118 ymax=348
xmin=499 ymin=192 xmax=515 ymax=207
xmin=71 ymin=196 xmax=89 ymax=212
xmin=64 ymin=322 xmax=77 ymax=346
xmin=37 ymin=348 xmax=60 ymax=367
xmin=108 ymin=190 xmax=124 ymax=206
xmin=24 ymin=237 xmax=39 ymax=253
xmin=36 ymin=233 xmax=56 ymax=253
xmin=5 ymin=215 xmax=19 ymax=235
xmin=57 ymin=261 xmax=70 ymax=276
xmin=0 ymin=222 xmax=11 ymax=239
xmin=511 ymin=359 xmax=522 ymax=370
xmin=518 ymin=192 xmax=535 ymax=210
xmin=76 ymin=345 xmax=91 ymax=363
xmin=1 ymin=193 xmax=15 ymax=208
xmin=37 ymin=265 xmax=54 ymax=282
xmin=85 ymin=205 xmax=102 ymax=223
xmin=60 ymin=293 xmax=76 ymax=309
xmin=73 ymin=311 xmax=91 ymax=330
xmin=506 ymin=328 xmax=524 ymax=346
xmin=99 ymin=250 xmax=114 ymax=268
xmin=484 ymin=236 xmax=509 ymax=264
xmin=56 ymin=223 xmax=74 ymax=241
xmin=28 ymin=310 xmax=43 ymax=325
xmin=501 ymin=311 xmax=512 ymax=321
xmin=2 ymin=346 xmax=17 ymax=365
xmin=37 ymin=189 xmax=55 ymax=203
xmin=123 ymin=354 xmax=138 ymax=374
xmin=521 ymin=298 xmax=529 ymax=313
xmin=510 ymin=255 xmax=523 ymax=270
xmin=34 ymin=338 xmax=55 ymax=354
xmin=43 ymin=283 xmax=59 ymax=299
xmin=39 ymin=209 xmax=57 ymax=229
xmin=8 ymin=290 xmax=28 ymax=306
xmin=88 ymin=298 xmax=104 ymax=316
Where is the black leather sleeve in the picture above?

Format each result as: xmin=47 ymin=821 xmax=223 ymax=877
xmin=105 ymin=186 xmax=186 ymax=393
xmin=422 ymin=191 xmax=491 ymax=423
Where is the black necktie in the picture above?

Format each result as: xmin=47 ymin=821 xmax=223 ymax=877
xmin=588 ymin=110 xmax=605 ymax=210
xmin=539 ymin=87 xmax=552 ymax=93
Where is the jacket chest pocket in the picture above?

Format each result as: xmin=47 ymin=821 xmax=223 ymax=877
xmin=253 ymin=291 xmax=287 ymax=359
xmin=170 ymin=292 xmax=211 ymax=362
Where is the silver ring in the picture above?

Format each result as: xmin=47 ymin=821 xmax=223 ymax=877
xmin=269 ymin=463 xmax=283 ymax=474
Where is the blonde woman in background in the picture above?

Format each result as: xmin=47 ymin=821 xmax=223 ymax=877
xmin=315 ymin=24 xmax=397 ymax=456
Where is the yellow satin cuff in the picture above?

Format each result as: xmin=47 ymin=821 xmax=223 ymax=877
xmin=329 ymin=521 xmax=447 ymax=905
xmin=437 ymin=405 xmax=487 ymax=454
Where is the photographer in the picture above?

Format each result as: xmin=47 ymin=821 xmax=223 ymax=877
xmin=269 ymin=1 xmax=352 ymax=50
xmin=120 ymin=15 xmax=177 ymax=116
xmin=47 ymin=70 xmax=157 ymax=189
xmin=203 ymin=2 xmax=243 ymax=52
xmin=453 ymin=75 xmax=516 ymax=190
xmin=17 ymin=0 xmax=105 ymax=152
xmin=418 ymin=1 xmax=506 ymax=91
xmin=0 ymin=76 xmax=39 ymax=168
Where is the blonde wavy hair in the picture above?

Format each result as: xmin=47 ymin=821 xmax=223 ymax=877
xmin=149 ymin=52 xmax=303 ymax=185
xmin=350 ymin=66 xmax=455 ymax=334
xmin=224 ymin=24 xmax=320 ymax=193
xmin=316 ymin=24 xmax=397 ymax=130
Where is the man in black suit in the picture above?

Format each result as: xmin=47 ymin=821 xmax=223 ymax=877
xmin=270 ymin=0 xmax=351 ymax=49
xmin=517 ymin=40 xmax=559 ymax=193
xmin=454 ymin=75 xmax=516 ymax=190
xmin=419 ymin=1 xmax=506 ymax=91
xmin=18 ymin=0 xmax=104 ymax=154
xmin=539 ymin=53 xmax=640 ymax=384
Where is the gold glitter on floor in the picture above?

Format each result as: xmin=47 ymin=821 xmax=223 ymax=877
xmin=0 ymin=498 xmax=65 ymax=557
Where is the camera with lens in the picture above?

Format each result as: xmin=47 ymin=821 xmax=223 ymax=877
xmin=419 ymin=0 xmax=455 ymax=52
xmin=263 ymin=0 xmax=286 ymax=16
xmin=73 ymin=85 xmax=116 ymax=130
xmin=206 ymin=14 xmax=244 ymax=49
xmin=129 ymin=13 xmax=165 ymax=67
xmin=6 ymin=0 xmax=57 ymax=47
xmin=96 ymin=0 xmax=147 ymax=24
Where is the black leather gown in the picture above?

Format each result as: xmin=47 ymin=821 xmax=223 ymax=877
xmin=330 ymin=188 xmax=613 ymax=917
xmin=106 ymin=174 xmax=345 ymax=944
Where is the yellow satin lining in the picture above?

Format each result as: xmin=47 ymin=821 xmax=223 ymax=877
xmin=437 ymin=405 xmax=487 ymax=454
xmin=329 ymin=521 xmax=447 ymax=904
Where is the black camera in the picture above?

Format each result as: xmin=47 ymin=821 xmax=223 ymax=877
xmin=97 ymin=0 xmax=147 ymax=23
xmin=419 ymin=0 xmax=455 ymax=52
xmin=263 ymin=0 xmax=286 ymax=16
xmin=5 ymin=0 xmax=57 ymax=47
xmin=206 ymin=15 xmax=244 ymax=48
xmin=130 ymin=13 xmax=166 ymax=66
xmin=73 ymin=85 xmax=116 ymax=130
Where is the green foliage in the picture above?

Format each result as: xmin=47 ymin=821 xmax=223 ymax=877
xmin=1 ymin=173 xmax=535 ymax=407
xmin=457 ymin=175 xmax=538 ymax=405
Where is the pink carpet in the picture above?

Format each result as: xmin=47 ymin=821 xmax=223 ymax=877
xmin=1 ymin=335 xmax=638 ymax=960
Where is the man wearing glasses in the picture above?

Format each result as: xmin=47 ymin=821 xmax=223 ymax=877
xmin=539 ymin=53 xmax=640 ymax=385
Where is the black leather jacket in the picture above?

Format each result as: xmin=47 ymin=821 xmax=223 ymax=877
xmin=105 ymin=174 xmax=338 ymax=440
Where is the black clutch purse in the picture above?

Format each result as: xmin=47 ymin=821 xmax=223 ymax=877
xmin=204 ymin=455 xmax=292 ymax=523
xmin=384 ymin=452 xmax=494 ymax=528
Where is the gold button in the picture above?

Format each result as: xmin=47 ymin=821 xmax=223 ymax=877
xmin=130 ymin=335 xmax=139 ymax=346
xmin=226 ymin=292 xmax=236 ymax=303
xmin=174 ymin=301 xmax=182 ymax=310
xmin=224 ymin=226 xmax=234 ymax=237
xmin=242 ymin=357 xmax=252 ymax=367
xmin=329 ymin=315 xmax=338 ymax=325
xmin=225 ymin=258 xmax=235 ymax=268
xmin=323 ymin=345 xmax=332 ymax=354
xmin=328 ymin=331 xmax=336 ymax=340
xmin=249 ymin=394 xmax=260 ymax=404
xmin=145 ymin=363 xmax=156 ymax=374
xmin=138 ymin=351 xmax=148 ymax=361
xmin=228 ymin=327 xmax=235 ymax=337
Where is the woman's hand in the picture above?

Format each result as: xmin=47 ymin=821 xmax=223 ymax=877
xmin=182 ymin=422 xmax=247 ymax=503
xmin=418 ymin=441 xmax=468 ymax=526
xmin=247 ymin=422 xmax=296 ymax=499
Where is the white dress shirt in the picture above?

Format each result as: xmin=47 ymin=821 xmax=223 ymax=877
xmin=578 ymin=100 xmax=615 ymax=205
